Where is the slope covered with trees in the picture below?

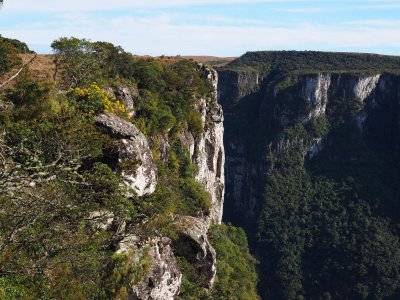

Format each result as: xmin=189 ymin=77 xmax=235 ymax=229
xmin=219 ymin=51 xmax=400 ymax=300
xmin=0 ymin=37 xmax=259 ymax=299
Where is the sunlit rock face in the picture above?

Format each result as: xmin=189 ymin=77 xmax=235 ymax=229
xmin=95 ymin=113 xmax=157 ymax=196
xmin=218 ymin=69 xmax=394 ymax=227
xmin=116 ymin=235 xmax=182 ymax=300
xmin=174 ymin=215 xmax=217 ymax=289
xmin=179 ymin=65 xmax=225 ymax=224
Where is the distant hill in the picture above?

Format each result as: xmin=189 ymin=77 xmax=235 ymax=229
xmin=222 ymin=50 xmax=400 ymax=74
xmin=182 ymin=56 xmax=236 ymax=67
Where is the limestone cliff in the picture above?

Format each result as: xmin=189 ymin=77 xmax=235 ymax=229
xmin=96 ymin=64 xmax=225 ymax=299
xmin=218 ymin=68 xmax=400 ymax=227
xmin=95 ymin=113 xmax=158 ymax=197
xmin=194 ymin=65 xmax=225 ymax=224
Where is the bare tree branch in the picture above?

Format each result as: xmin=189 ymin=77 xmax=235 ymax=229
xmin=0 ymin=53 xmax=37 ymax=89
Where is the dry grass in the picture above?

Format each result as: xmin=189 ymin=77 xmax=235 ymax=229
xmin=22 ymin=54 xmax=56 ymax=81
xmin=135 ymin=55 xmax=236 ymax=67
xmin=1 ymin=54 xmax=235 ymax=92
xmin=182 ymin=56 xmax=236 ymax=67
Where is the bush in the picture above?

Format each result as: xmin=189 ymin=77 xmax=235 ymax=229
xmin=209 ymin=224 xmax=260 ymax=300
xmin=67 ymin=83 xmax=128 ymax=118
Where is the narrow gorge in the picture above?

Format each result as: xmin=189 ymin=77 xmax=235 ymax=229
xmin=3 ymin=36 xmax=400 ymax=299
xmin=217 ymin=51 xmax=400 ymax=299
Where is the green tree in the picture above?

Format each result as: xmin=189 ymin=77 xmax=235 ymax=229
xmin=51 ymin=37 xmax=101 ymax=87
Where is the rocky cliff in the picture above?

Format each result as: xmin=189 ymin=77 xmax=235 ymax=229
xmin=100 ymin=64 xmax=225 ymax=299
xmin=218 ymin=68 xmax=400 ymax=227
xmin=217 ymin=52 xmax=400 ymax=298
xmin=194 ymin=65 xmax=225 ymax=224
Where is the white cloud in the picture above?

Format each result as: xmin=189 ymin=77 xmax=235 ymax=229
xmin=273 ymin=7 xmax=326 ymax=13
xmin=346 ymin=19 xmax=400 ymax=26
xmin=362 ymin=3 xmax=400 ymax=10
xmin=0 ymin=0 xmax=315 ymax=12
xmin=2 ymin=14 xmax=400 ymax=56
xmin=1 ymin=0 xmax=399 ymax=13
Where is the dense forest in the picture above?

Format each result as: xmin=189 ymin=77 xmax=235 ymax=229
xmin=223 ymin=50 xmax=400 ymax=74
xmin=219 ymin=52 xmax=400 ymax=300
xmin=0 ymin=36 xmax=259 ymax=299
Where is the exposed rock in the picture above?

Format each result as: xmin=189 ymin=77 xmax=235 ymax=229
xmin=117 ymin=138 xmax=157 ymax=197
xmin=95 ymin=113 xmax=141 ymax=138
xmin=218 ymin=69 xmax=384 ymax=226
xmin=117 ymin=236 xmax=182 ymax=300
xmin=174 ymin=216 xmax=217 ymax=289
xmin=354 ymin=75 xmax=380 ymax=102
xmin=195 ymin=65 xmax=225 ymax=224
xmin=95 ymin=113 xmax=157 ymax=196
xmin=301 ymin=74 xmax=331 ymax=121
xmin=305 ymin=137 xmax=324 ymax=159
xmin=154 ymin=134 xmax=171 ymax=162
xmin=179 ymin=130 xmax=195 ymax=159
xmin=88 ymin=210 xmax=115 ymax=231
xmin=108 ymin=84 xmax=139 ymax=116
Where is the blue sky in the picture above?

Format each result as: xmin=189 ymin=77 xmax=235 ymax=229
xmin=1 ymin=0 xmax=400 ymax=56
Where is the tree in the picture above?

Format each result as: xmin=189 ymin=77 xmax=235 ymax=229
xmin=51 ymin=37 xmax=101 ymax=87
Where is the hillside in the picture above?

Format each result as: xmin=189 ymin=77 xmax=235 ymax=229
xmin=0 ymin=37 xmax=259 ymax=299
xmin=219 ymin=51 xmax=400 ymax=299
xmin=222 ymin=50 xmax=400 ymax=74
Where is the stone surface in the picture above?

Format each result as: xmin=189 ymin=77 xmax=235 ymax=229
xmin=95 ymin=113 xmax=141 ymax=138
xmin=194 ymin=65 xmax=225 ymax=224
xmin=174 ymin=216 xmax=217 ymax=289
xmin=117 ymin=236 xmax=182 ymax=300
xmin=95 ymin=113 xmax=157 ymax=196
xmin=108 ymin=84 xmax=138 ymax=116
xmin=301 ymin=74 xmax=331 ymax=121
xmin=218 ymin=69 xmax=386 ymax=227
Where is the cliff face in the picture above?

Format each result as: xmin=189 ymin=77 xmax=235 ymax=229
xmin=195 ymin=66 xmax=225 ymax=224
xmin=218 ymin=61 xmax=400 ymax=298
xmin=102 ymin=65 xmax=225 ymax=299
xmin=218 ymin=68 xmax=400 ymax=227
xmin=178 ymin=65 xmax=225 ymax=224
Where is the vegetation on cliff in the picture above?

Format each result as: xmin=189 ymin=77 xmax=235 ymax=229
xmin=0 ymin=37 xmax=259 ymax=299
xmin=223 ymin=50 xmax=400 ymax=74
xmin=219 ymin=54 xmax=400 ymax=300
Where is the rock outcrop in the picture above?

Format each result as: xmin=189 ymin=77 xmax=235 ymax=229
xmin=177 ymin=65 xmax=225 ymax=224
xmin=300 ymin=74 xmax=331 ymax=121
xmin=218 ymin=69 xmax=389 ymax=227
xmin=194 ymin=65 xmax=225 ymax=224
xmin=95 ymin=113 xmax=157 ymax=196
xmin=117 ymin=235 xmax=182 ymax=300
xmin=108 ymin=84 xmax=139 ymax=117
xmin=97 ymin=65 xmax=225 ymax=299
xmin=174 ymin=216 xmax=217 ymax=289
xmin=96 ymin=66 xmax=225 ymax=298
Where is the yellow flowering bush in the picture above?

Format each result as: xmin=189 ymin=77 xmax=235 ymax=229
xmin=69 ymin=83 xmax=129 ymax=118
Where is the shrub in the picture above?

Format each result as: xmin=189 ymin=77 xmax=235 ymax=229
xmin=67 ymin=83 xmax=128 ymax=118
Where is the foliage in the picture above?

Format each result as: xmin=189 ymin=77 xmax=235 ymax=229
xmin=67 ymin=82 xmax=128 ymax=118
xmin=138 ymin=149 xmax=211 ymax=238
xmin=107 ymin=249 xmax=153 ymax=299
xmin=1 ymin=35 xmax=254 ymax=300
xmin=209 ymin=224 xmax=260 ymax=300
xmin=0 ymin=35 xmax=33 ymax=54
xmin=176 ymin=224 xmax=260 ymax=300
xmin=51 ymin=37 xmax=101 ymax=87
xmin=224 ymin=50 xmax=400 ymax=74
xmin=133 ymin=58 xmax=211 ymax=137
xmin=0 ymin=37 xmax=21 ymax=75
xmin=255 ymin=97 xmax=400 ymax=299
xmin=51 ymin=37 xmax=138 ymax=88
xmin=0 ymin=67 xmax=136 ymax=299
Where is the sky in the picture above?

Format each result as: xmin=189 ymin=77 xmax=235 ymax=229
xmin=1 ymin=0 xmax=400 ymax=56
